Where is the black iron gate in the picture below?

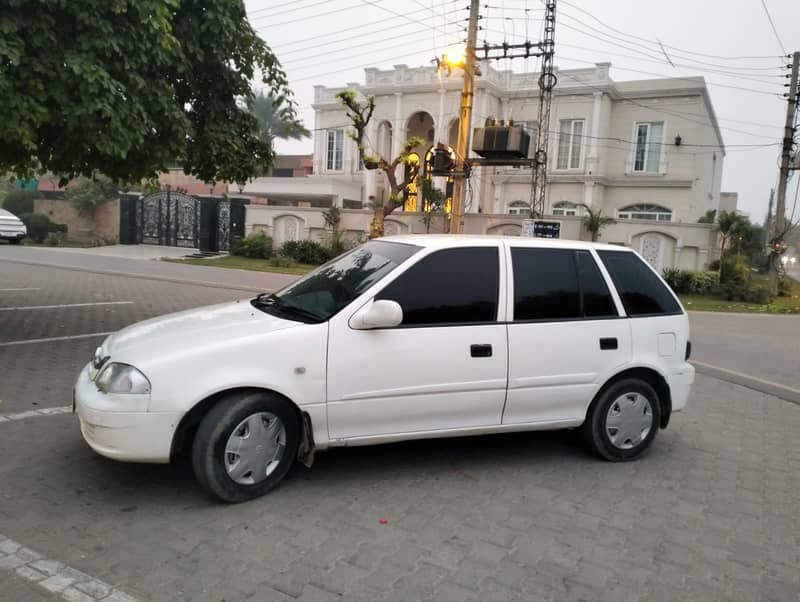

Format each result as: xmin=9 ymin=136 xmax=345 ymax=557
xmin=120 ymin=192 xmax=247 ymax=252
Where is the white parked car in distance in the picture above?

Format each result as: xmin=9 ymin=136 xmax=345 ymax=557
xmin=74 ymin=235 xmax=694 ymax=502
xmin=0 ymin=208 xmax=27 ymax=244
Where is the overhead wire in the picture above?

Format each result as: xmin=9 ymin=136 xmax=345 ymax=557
xmin=556 ymin=0 xmax=784 ymax=63
xmin=759 ymin=0 xmax=788 ymax=56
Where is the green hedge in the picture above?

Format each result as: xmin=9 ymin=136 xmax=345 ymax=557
xmin=662 ymin=268 xmax=719 ymax=295
xmin=231 ymin=232 xmax=273 ymax=259
xmin=19 ymin=213 xmax=67 ymax=243
xmin=281 ymin=240 xmax=332 ymax=265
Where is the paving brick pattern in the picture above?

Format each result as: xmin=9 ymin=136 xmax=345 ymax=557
xmin=1 ymin=257 xmax=799 ymax=601
xmin=0 ymin=375 xmax=797 ymax=601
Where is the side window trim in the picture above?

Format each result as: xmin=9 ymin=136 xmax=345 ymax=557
xmin=372 ymin=245 xmax=503 ymax=328
xmin=506 ymin=245 xmax=621 ymax=323
xmin=588 ymin=248 xmax=628 ymax=318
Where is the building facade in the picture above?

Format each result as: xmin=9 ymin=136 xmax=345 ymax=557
xmin=245 ymin=62 xmax=729 ymax=271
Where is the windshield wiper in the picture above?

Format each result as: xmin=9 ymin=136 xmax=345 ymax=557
xmin=252 ymin=293 xmax=324 ymax=323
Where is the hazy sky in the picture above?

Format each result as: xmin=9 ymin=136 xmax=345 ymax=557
xmin=246 ymin=0 xmax=799 ymax=221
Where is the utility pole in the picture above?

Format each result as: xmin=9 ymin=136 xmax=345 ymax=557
xmin=769 ymin=50 xmax=799 ymax=295
xmin=530 ymin=0 xmax=557 ymax=218
xmin=449 ymin=0 xmax=479 ymax=234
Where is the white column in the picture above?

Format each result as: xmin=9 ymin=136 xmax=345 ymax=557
xmin=586 ymin=91 xmax=603 ymax=176
xmin=437 ymin=88 xmax=446 ymax=143
xmin=392 ymin=92 xmax=404 ymax=158
xmin=313 ymin=109 xmax=323 ymax=174
xmin=582 ymin=181 xmax=594 ymax=208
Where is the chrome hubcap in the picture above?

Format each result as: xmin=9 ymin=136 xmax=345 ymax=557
xmin=605 ymin=392 xmax=653 ymax=450
xmin=224 ymin=412 xmax=286 ymax=485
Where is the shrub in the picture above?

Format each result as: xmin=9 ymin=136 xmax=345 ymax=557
xmin=44 ymin=232 xmax=65 ymax=246
xmin=721 ymin=282 xmax=772 ymax=304
xmin=19 ymin=213 xmax=66 ymax=243
xmin=231 ymin=232 xmax=272 ymax=259
xmin=690 ymin=271 xmax=720 ymax=295
xmin=2 ymin=189 xmax=35 ymax=215
xmin=281 ymin=239 xmax=331 ymax=265
xmin=719 ymin=255 xmax=750 ymax=286
xmin=778 ymin=276 xmax=793 ymax=297
xmin=269 ymin=255 xmax=294 ymax=268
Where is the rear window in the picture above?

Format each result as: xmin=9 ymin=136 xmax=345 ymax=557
xmin=597 ymin=250 xmax=682 ymax=316
xmin=510 ymin=248 xmax=618 ymax=321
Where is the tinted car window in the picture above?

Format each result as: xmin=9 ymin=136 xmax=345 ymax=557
xmin=598 ymin=250 xmax=681 ymax=316
xmin=376 ymin=247 xmax=499 ymax=325
xmin=511 ymin=248 xmax=580 ymax=320
xmin=576 ymin=250 xmax=617 ymax=318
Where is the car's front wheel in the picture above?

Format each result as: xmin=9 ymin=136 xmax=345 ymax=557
xmin=8 ymin=238 xmax=21 ymax=245
xmin=582 ymin=378 xmax=661 ymax=461
xmin=192 ymin=391 xmax=299 ymax=502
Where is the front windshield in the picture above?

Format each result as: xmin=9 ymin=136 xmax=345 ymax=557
xmin=253 ymin=240 xmax=420 ymax=323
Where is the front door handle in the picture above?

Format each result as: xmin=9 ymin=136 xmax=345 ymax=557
xmin=471 ymin=344 xmax=493 ymax=358
xmin=600 ymin=337 xmax=618 ymax=350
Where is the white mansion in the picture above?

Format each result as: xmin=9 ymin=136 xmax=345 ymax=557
xmin=245 ymin=62 xmax=730 ymax=272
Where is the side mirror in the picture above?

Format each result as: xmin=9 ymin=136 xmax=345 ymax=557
xmin=350 ymin=300 xmax=403 ymax=330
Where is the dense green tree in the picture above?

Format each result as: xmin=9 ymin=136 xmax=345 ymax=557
xmin=697 ymin=209 xmax=717 ymax=224
xmin=0 ymin=0 xmax=295 ymax=185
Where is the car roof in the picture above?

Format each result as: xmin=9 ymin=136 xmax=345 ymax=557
xmin=380 ymin=234 xmax=632 ymax=252
xmin=0 ymin=208 xmax=20 ymax=219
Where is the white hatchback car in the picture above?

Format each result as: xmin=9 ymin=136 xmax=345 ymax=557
xmin=75 ymin=236 xmax=694 ymax=502
xmin=0 ymin=208 xmax=27 ymax=244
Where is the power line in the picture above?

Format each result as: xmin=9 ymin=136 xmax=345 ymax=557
xmin=248 ymin=0 xmax=342 ymax=20
xmin=555 ymin=54 xmax=783 ymax=98
xmin=250 ymin=2 xmax=370 ymax=28
xmin=759 ymin=0 xmax=788 ymax=56
xmin=557 ymin=0 xmax=784 ymax=63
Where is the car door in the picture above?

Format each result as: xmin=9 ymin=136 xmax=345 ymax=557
xmin=503 ymin=245 xmax=632 ymax=425
xmin=326 ymin=244 xmax=509 ymax=440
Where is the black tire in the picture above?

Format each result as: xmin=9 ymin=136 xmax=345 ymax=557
xmin=191 ymin=391 xmax=299 ymax=503
xmin=582 ymin=378 xmax=661 ymax=462
xmin=9 ymin=238 xmax=21 ymax=245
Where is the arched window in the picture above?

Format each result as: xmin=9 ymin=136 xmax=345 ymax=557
xmin=508 ymin=201 xmax=529 ymax=215
xmin=552 ymin=201 xmax=577 ymax=216
xmin=617 ymin=203 xmax=672 ymax=222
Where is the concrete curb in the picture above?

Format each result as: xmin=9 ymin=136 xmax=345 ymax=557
xmin=692 ymin=360 xmax=800 ymax=406
xmin=0 ymin=257 xmax=268 ymax=294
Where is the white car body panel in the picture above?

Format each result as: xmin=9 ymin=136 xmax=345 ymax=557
xmin=73 ymin=234 xmax=694 ymax=464
xmin=0 ymin=208 xmax=27 ymax=240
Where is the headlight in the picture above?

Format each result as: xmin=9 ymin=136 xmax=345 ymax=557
xmin=95 ymin=363 xmax=151 ymax=395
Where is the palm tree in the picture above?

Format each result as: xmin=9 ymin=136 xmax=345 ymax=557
xmin=249 ymin=92 xmax=309 ymax=146
xmin=717 ymin=210 xmax=746 ymax=260
xmin=579 ymin=203 xmax=615 ymax=241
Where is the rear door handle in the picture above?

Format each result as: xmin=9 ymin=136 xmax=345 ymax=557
xmin=599 ymin=337 xmax=618 ymax=350
xmin=470 ymin=344 xmax=493 ymax=358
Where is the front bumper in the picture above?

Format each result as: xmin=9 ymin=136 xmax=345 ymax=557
xmin=74 ymin=364 xmax=178 ymax=463
xmin=667 ymin=362 xmax=695 ymax=412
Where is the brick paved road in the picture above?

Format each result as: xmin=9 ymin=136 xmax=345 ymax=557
xmin=1 ymin=252 xmax=799 ymax=601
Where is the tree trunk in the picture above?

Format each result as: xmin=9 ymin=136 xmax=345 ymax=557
xmin=370 ymin=210 xmax=383 ymax=238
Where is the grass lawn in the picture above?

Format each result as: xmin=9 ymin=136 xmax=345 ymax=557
xmin=679 ymin=275 xmax=800 ymax=314
xmin=164 ymin=255 xmax=315 ymax=275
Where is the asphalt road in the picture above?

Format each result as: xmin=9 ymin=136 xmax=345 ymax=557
xmin=1 ymin=245 xmax=799 ymax=601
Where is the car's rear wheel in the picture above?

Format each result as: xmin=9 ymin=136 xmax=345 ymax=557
xmin=9 ymin=238 xmax=21 ymax=245
xmin=582 ymin=378 xmax=660 ymax=461
xmin=191 ymin=391 xmax=299 ymax=502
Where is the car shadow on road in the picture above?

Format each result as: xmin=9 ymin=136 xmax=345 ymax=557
xmin=53 ymin=427 xmax=591 ymax=508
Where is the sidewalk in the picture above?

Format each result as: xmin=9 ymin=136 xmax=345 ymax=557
xmin=25 ymin=244 xmax=199 ymax=260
